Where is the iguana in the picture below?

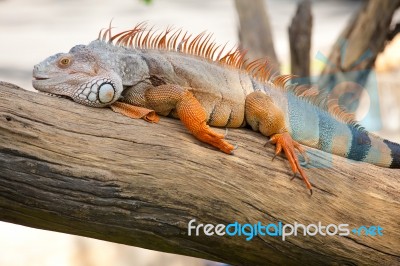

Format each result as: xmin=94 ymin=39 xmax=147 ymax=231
xmin=32 ymin=23 xmax=400 ymax=194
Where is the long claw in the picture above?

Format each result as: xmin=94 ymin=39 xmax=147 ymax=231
xmin=300 ymin=160 xmax=308 ymax=167
xmin=294 ymin=142 xmax=310 ymax=166
xmin=264 ymin=140 xmax=271 ymax=147
xmin=264 ymin=135 xmax=277 ymax=147
xmin=302 ymin=153 xmax=310 ymax=165
xmin=271 ymin=142 xmax=282 ymax=162
xmin=224 ymin=128 xmax=229 ymax=137
xmin=268 ymin=132 xmax=313 ymax=192
xmin=230 ymin=144 xmax=239 ymax=155
xmin=290 ymin=173 xmax=296 ymax=181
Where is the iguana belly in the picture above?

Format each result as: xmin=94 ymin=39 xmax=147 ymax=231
xmin=190 ymin=89 xmax=246 ymax=128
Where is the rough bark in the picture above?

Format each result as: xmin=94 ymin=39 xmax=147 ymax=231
xmin=0 ymin=82 xmax=399 ymax=265
xmin=289 ymin=0 xmax=312 ymax=81
xmin=318 ymin=0 xmax=400 ymax=113
xmin=234 ymin=0 xmax=278 ymax=67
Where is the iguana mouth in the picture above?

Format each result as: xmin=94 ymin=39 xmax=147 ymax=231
xmin=33 ymin=77 xmax=49 ymax=81
xmin=41 ymin=92 xmax=71 ymax=100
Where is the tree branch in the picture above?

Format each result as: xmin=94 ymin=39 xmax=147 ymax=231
xmin=0 ymin=82 xmax=399 ymax=265
xmin=234 ymin=0 xmax=278 ymax=66
xmin=289 ymin=0 xmax=312 ymax=80
xmin=318 ymin=0 xmax=400 ymax=113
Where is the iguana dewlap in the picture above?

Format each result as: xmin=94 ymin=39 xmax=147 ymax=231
xmin=32 ymin=23 xmax=400 ymax=193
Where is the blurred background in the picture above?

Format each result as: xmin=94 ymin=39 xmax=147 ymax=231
xmin=0 ymin=0 xmax=399 ymax=265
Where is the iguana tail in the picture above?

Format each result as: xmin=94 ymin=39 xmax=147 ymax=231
xmin=287 ymin=93 xmax=400 ymax=168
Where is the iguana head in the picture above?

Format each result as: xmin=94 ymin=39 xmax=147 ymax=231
xmin=32 ymin=44 xmax=123 ymax=107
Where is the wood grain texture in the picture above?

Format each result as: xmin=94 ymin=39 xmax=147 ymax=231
xmin=0 ymin=81 xmax=399 ymax=265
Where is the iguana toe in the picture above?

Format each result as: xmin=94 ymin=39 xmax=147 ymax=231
xmin=269 ymin=132 xmax=313 ymax=193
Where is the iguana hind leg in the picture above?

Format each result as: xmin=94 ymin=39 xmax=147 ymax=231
xmin=245 ymin=91 xmax=312 ymax=193
xmin=145 ymin=85 xmax=235 ymax=154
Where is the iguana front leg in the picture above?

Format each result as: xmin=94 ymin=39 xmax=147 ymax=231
xmin=245 ymin=91 xmax=312 ymax=193
xmin=113 ymin=84 xmax=235 ymax=154
xmin=110 ymin=102 xmax=160 ymax=123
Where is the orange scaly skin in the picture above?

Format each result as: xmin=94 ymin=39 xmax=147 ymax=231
xmin=111 ymin=102 xmax=160 ymax=123
xmin=175 ymin=90 xmax=235 ymax=155
xmin=142 ymin=84 xmax=235 ymax=154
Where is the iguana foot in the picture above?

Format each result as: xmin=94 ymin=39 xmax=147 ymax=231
xmin=269 ymin=132 xmax=313 ymax=194
xmin=294 ymin=141 xmax=310 ymax=166
xmin=192 ymin=124 xmax=235 ymax=154
xmin=110 ymin=102 xmax=160 ymax=123
xmin=177 ymin=91 xmax=235 ymax=154
xmin=267 ymin=135 xmax=309 ymax=165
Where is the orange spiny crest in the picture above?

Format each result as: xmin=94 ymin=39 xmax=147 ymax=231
xmin=188 ymin=32 xmax=204 ymax=54
xmin=151 ymin=30 xmax=162 ymax=49
xmin=177 ymin=31 xmax=191 ymax=52
xmin=326 ymin=98 xmax=356 ymax=124
xmin=112 ymin=30 xmax=133 ymax=46
xmin=216 ymin=42 xmax=229 ymax=61
xmin=167 ymin=28 xmax=180 ymax=49
xmin=235 ymin=50 xmax=247 ymax=69
xmin=245 ymin=58 xmax=275 ymax=83
xmin=294 ymin=85 xmax=320 ymax=98
xmin=210 ymin=44 xmax=221 ymax=59
xmin=99 ymin=23 xmax=282 ymax=85
xmin=142 ymin=26 xmax=154 ymax=48
xmin=100 ymin=26 xmax=113 ymax=42
xmin=218 ymin=46 xmax=234 ymax=64
xmin=135 ymin=30 xmax=145 ymax=47
xmin=253 ymin=62 xmax=266 ymax=80
xmin=158 ymin=26 xmax=173 ymax=49
xmin=98 ymin=28 xmax=105 ymax=41
xmin=101 ymin=20 xmax=114 ymax=42
xmin=199 ymin=33 xmax=212 ymax=57
xmin=245 ymin=58 xmax=264 ymax=72
xmin=272 ymin=74 xmax=296 ymax=88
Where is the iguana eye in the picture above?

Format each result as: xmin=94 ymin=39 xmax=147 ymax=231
xmin=58 ymin=58 xmax=71 ymax=67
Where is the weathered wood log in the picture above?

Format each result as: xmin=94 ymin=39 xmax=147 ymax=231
xmin=234 ymin=0 xmax=278 ymax=66
xmin=0 ymin=82 xmax=399 ymax=265
xmin=289 ymin=0 xmax=312 ymax=81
